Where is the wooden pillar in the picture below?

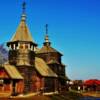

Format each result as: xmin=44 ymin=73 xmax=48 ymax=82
xmin=13 ymin=44 xmax=15 ymax=50
xmin=17 ymin=43 xmax=19 ymax=49
xmin=10 ymin=80 xmax=13 ymax=94
xmin=41 ymin=77 xmax=44 ymax=93
xmin=28 ymin=44 xmax=30 ymax=50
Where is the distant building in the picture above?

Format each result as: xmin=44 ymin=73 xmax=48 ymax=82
xmin=0 ymin=2 xmax=68 ymax=95
xmin=83 ymin=79 xmax=100 ymax=91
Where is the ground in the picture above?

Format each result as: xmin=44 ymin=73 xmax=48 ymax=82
xmin=0 ymin=91 xmax=82 ymax=100
xmin=82 ymin=91 xmax=100 ymax=97
xmin=0 ymin=91 xmax=100 ymax=100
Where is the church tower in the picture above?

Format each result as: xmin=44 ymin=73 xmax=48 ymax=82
xmin=37 ymin=24 xmax=62 ymax=64
xmin=37 ymin=25 xmax=67 ymax=90
xmin=7 ymin=2 xmax=37 ymax=93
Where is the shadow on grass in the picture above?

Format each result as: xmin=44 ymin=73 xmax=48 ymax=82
xmin=49 ymin=91 xmax=82 ymax=100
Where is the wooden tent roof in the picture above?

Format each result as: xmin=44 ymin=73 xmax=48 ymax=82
xmin=10 ymin=20 xmax=34 ymax=42
xmin=3 ymin=64 xmax=23 ymax=79
xmin=35 ymin=57 xmax=57 ymax=77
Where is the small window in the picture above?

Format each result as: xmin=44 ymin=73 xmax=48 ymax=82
xmin=0 ymin=79 xmax=3 ymax=84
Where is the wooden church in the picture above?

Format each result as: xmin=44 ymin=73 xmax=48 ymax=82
xmin=0 ymin=2 xmax=68 ymax=95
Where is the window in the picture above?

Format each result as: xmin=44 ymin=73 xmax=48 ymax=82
xmin=0 ymin=79 xmax=3 ymax=84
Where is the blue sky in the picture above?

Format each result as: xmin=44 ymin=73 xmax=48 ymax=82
xmin=0 ymin=0 xmax=100 ymax=80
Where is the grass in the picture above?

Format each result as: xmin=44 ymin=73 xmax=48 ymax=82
xmin=43 ymin=92 xmax=81 ymax=100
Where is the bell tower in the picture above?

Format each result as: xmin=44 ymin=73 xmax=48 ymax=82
xmin=7 ymin=2 xmax=37 ymax=93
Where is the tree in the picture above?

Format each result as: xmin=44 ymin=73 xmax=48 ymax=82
xmin=0 ymin=44 xmax=8 ymax=65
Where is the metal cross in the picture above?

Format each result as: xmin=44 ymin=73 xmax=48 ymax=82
xmin=22 ymin=1 xmax=26 ymax=14
xmin=45 ymin=24 xmax=48 ymax=35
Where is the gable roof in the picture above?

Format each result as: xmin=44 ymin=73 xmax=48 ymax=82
xmin=35 ymin=57 xmax=57 ymax=77
xmin=4 ymin=64 xmax=23 ymax=79
xmin=10 ymin=20 xmax=34 ymax=42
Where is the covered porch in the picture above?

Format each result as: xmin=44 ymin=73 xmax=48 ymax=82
xmin=0 ymin=64 xmax=24 ymax=95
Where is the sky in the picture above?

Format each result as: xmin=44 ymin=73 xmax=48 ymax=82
xmin=0 ymin=0 xmax=100 ymax=80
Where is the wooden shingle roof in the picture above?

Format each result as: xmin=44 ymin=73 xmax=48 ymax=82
xmin=35 ymin=57 xmax=57 ymax=77
xmin=4 ymin=64 xmax=23 ymax=79
xmin=11 ymin=20 xmax=34 ymax=42
xmin=36 ymin=46 xmax=62 ymax=55
xmin=4 ymin=57 xmax=57 ymax=78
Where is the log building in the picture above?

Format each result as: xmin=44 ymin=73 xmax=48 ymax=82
xmin=0 ymin=2 xmax=68 ymax=95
